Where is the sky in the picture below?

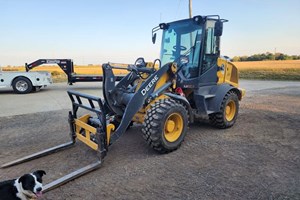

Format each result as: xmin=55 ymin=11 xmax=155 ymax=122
xmin=0 ymin=0 xmax=299 ymax=66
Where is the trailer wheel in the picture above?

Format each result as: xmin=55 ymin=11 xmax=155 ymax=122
xmin=209 ymin=91 xmax=239 ymax=128
xmin=142 ymin=98 xmax=188 ymax=153
xmin=12 ymin=77 xmax=33 ymax=94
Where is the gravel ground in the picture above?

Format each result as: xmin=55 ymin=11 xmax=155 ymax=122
xmin=0 ymin=86 xmax=299 ymax=200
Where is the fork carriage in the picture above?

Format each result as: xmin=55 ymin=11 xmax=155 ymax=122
xmin=1 ymin=90 xmax=113 ymax=192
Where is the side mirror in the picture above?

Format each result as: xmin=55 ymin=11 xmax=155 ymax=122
xmin=152 ymin=33 xmax=157 ymax=44
xmin=214 ymin=20 xmax=223 ymax=36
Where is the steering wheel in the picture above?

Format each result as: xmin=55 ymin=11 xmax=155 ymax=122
xmin=173 ymin=45 xmax=187 ymax=51
xmin=176 ymin=55 xmax=189 ymax=72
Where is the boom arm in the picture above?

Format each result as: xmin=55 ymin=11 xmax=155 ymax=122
xmin=102 ymin=62 xmax=173 ymax=144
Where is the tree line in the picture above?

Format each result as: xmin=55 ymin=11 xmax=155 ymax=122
xmin=232 ymin=52 xmax=300 ymax=62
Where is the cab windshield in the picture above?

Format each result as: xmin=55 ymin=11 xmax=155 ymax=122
xmin=160 ymin=19 xmax=203 ymax=69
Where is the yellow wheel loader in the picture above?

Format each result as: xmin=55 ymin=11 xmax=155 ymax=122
xmin=2 ymin=15 xmax=245 ymax=192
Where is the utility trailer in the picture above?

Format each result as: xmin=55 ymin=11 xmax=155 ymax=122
xmin=0 ymin=68 xmax=52 ymax=94
xmin=25 ymin=59 xmax=125 ymax=85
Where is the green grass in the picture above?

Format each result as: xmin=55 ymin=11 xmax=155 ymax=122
xmin=239 ymin=68 xmax=300 ymax=81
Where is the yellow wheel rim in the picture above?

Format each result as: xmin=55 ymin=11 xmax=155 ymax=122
xmin=164 ymin=113 xmax=183 ymax=142
xmin=225 ymin=100 xmax=236 ymax=121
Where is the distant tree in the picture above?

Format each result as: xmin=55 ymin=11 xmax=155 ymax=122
xmin=232 ymin=52 xmax=300 ymax=61
xmin=291 ymin=55 xmax=300 ymax=60
xmin=239 ymin=56 xmax=248 ymax=61
xmin=276 ymin=53 xmax=286 ymax=60
xmin=232 ymin=56 xmax=240 ymax=62
xmin=266 ymin=52 xmax=274 ymax=60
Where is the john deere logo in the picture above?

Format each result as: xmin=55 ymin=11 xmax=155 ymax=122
xmin=141 ymin=75 xmax=158 ymax=96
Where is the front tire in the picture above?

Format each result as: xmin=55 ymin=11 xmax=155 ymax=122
xmin=209 ymin=91 xmax=239 ymax=128
xmin=142 ymin=98 xmax=188 ymax=153
xmin=12 ymin=77 xmax=33 ymax=94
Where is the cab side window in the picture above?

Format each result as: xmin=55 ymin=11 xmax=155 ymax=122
xmin=205 ymin=28 xmax=216 ymax=54
xmin=202 ymin=27 xmax=217 ymax=74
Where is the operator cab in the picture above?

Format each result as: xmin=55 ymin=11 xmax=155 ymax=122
xmin=152 ymin=15 xmax=227 ymax=89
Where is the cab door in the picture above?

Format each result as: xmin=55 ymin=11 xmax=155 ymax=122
xmin=197 ymin=20 xmax=219 ymax=85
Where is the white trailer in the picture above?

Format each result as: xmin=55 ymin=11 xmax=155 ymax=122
xmin=0 ymin=69 xmax=52 ymax=94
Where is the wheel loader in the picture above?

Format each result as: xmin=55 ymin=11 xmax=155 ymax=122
xmin=2 ymin=15 xmax=245 ymax=192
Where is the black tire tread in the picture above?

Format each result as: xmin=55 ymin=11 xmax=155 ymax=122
xmin=209 ymin=91 xmax=239 ymax=129
xmin=12 ymin=77 xmax=33 ymax=94
xmin=142 ymin=98 xmax=188 ymax=153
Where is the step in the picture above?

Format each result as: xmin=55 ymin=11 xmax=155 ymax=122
xmin=207 ymin=110 xmax=215 ymax=115
xmin=204 ymin=94 xmax=215 ymax=99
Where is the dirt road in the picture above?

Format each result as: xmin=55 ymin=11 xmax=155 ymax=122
xmin=0 ymin=81 xmax=299 ymax=199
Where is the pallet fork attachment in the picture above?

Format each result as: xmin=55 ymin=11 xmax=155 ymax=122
xmin=1 ymin=90 xmax=110 ymax=192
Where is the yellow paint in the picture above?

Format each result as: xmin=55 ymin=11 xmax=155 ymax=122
xmin=74 ymin=114 xmax=116 ymax=147
xmin=146 ymin=62 xmax=154 ymax=68
xmin=75 ymin=115 xmax=96 ymax=133
xmin=106 ymin=123 xmax=115 ymax=145
xmin=132 ymin=61 xmax=175 ymax=124
xmin=217 ymin=58 xmax=239 ymax=88
xmin=74 ymin=114 xmax=99 ymax=151
xmin=225 ymin=100 xmax=236 ymax=122
xmin=76 ymin=134 xmax=98 ymax=150
xmin=164 ymin=112 xmax=183 ymax=142
xmin=132 ymin=61 xmax=176 ymax=104
xmin=133 ymin=94 xmax=170 ymax=124
xmin=239 ymin=88 xmax=246 ymax=98
xmin=171 ymin=63 xmax=177 ymax=73
xmin=154 ymin=63 xmax=177 ymax=91
xmin=166 ymin=120 xmax=175 ymax=132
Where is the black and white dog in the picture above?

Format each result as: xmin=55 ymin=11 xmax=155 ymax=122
xmin=0 ymin=170 xmax=46 ymax=200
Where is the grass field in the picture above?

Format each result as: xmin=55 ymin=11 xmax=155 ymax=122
xmin=233 ymin=60 xmax=300 ymax=80
xmin=2 ymin=60 xmax=300 ymax=81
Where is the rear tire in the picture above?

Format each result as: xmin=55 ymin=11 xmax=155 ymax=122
xmin=209 ymin=91 xmax=239 ymax=128
xmin=12 ymin=77 xmax=33 ymax=94
xmin=142 ymin=98 xmax=188 ymax=153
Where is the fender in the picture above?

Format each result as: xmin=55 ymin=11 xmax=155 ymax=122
xmin=209 ymin=83 xmax=241 ymax=113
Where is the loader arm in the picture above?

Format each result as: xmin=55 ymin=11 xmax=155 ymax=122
xmin=102 ymin=63 xmax=173 ymax=144
xmin=102 ymin=64 xmax=140 ymax=116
